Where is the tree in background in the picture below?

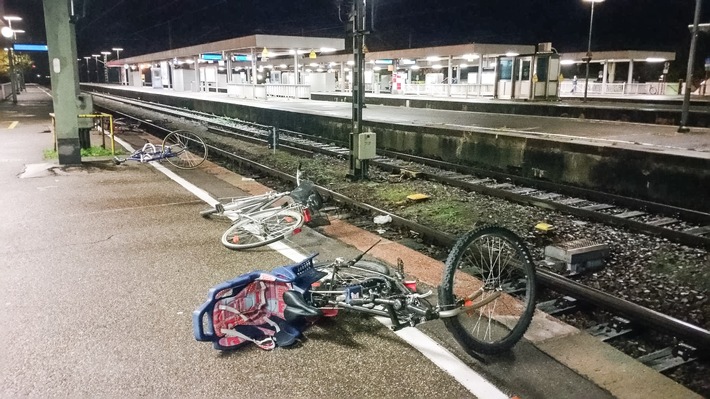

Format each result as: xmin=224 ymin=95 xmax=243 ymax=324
xmin=0 ymin=51 xmax=34 ymax=82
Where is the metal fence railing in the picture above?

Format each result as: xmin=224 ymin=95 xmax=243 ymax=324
xmin=559 ymin=81 xmax=681 ymax=96
xmin=1 ymin=82 xmax=11 ymax=100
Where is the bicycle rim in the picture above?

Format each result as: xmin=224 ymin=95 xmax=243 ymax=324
xmin=439 ymin=225 xmax=536 ymax=355
xmin=221 ymin=209 xmax=303 ymax=250
xmin=163 ymin=130 xmax=208 ymax=169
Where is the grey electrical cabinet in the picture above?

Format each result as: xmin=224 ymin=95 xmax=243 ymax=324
xmin=76 ymin=93 xmax=94 ymax=128
xmin=358 ymin=132 xmax=376 ymax=160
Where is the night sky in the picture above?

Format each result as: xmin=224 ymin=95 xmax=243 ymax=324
xmin=3 ymin=0 xmax=710 ymax=78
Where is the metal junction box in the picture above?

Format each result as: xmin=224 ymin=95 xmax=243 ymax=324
xmin=544 ymin=239 xmax=610 ymax=275
xmin=76 ymin=94 xmax=94 ymax=128
xmin=357 ymin=132 xmax=376 ymax=160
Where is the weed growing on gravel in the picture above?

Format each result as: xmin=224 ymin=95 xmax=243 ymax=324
xmin=649 ymin=249 xmax=710 ymax=290
xmin=44 ymin=146 xmax=123 ymax=159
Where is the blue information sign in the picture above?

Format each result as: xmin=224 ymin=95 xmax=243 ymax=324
xmin=13 ymin=43 xmax=48 ymax=52
xmin=201 ymin=53 xmax=223 ymax=61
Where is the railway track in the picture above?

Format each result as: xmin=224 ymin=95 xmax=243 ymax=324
xmin=91 ymin=92 xmax=710 ymax=251
xmin=93 ymin=95 xmax=710 ymax=395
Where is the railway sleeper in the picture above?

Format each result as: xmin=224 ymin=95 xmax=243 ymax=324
xmin=586 ymin=316 xmax=634 ymax=341
xmin=536 ymin=296 xmax=578 ymax=316
xmin=636 ymin=343 xmax=698 ymax=372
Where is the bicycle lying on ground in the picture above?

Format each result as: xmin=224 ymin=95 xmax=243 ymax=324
xmin=114 ymin=130 xmax=208 ymax=169
xmin=193 ymin=225 xmax=537 ymax=355
xmin=201 ymin=166 xmax=324 ymax=250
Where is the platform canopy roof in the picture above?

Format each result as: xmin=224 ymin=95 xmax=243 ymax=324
xmin=107 ymin=34 xmax=345 ymax=66
xmin=559 ymin=50 xmax=676 ymax=64
xmin=311 ymin=42 xmax=537 ymax=66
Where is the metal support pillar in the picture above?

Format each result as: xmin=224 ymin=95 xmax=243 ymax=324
xmin=447 ymin=55 xmax=452 ymax=97
xmin=293 ymin=51 xmax=299 ymax=85
xmin=679 ymin=0 xmax=702 ymax=133
xmin=8 ymin=47 xmax=17 ymax=104
xmin=583 ymin=0 xmax=597 ymax=102
xmin=193 ymin=56 xmax=200 ymax=92
xmin=349 ymin=0 xmax=368 ymax=180
xmin=226 ymin=52 xmax=232 ymax=83
xmin=251 ymin=48 xmax=257 ymax=85
xmin=103 ymin=54 xmax=109 ymax=83
xmin=42 ymin=0 xmax=82 ymax=165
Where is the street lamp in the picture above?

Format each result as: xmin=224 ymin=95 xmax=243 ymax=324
xmin=112 ymin=47 xmax=123 ymax=59
xmin=582 ymin=0 xmax=603 ymax=102
xmin=112 ymin=47 xmax=123 ymax=84
xmin=91 ymin=54 xmax=101 ymax=82
xmin=101 ymin=51 xmax=111 ymax=83
xmin=83 ymin=56 xmax=91 ymax=82
xmin=3 ymin=15 xmax=22 ymax=104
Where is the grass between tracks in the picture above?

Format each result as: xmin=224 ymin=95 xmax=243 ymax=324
xmin=43 ymin=146 xmax=123 ymax=159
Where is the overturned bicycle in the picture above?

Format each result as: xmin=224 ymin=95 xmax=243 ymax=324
xmin=193 ymin=225 xmax=537 ymax=355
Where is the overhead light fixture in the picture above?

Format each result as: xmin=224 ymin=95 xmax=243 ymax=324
xmin=646 ymin=57 xmax=666 ymax=63
xmin=560 ymin=59 xmax=576 ymax=65
xmin=505 ymin=52 xmax=519 ymax=57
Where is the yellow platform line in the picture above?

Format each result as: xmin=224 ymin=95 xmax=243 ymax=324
xmin=8 ymin=121 xmax=19 ymax=129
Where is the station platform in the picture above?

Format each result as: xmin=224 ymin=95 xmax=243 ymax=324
xmin=1 ymin=85 xmax=703 ymax=398
xmin=83 ymin=83 xmax=710 ymax=158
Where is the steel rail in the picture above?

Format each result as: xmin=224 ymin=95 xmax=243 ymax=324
xmin=97 ymin=100 xmax=710 ymax=352
xmin=203 ymin=137 xmax=710 ymax=352
xmin=97 ymin=95 xmax=710 ymax=249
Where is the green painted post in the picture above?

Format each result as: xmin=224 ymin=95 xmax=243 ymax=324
xmin=42 ymin=0 xmax=82 ymax=165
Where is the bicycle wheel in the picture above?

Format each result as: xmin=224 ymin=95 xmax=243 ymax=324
xmin=221 ymin=209 xmax=303 ymax=250
xmin=439 ymin=225 xmax=536 ymax=355
xmin=162 ymin=130 xmax=208 ymax=169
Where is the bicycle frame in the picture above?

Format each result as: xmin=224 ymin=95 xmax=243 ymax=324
xmin=218 ymin=191 xmax=294 ymax=220
xmin=310 ymin=259 xmax=501 ymax=331
xmin=132 ymin=143 xmax=175 ymax=162
xmin=115 ymin=130 xmax=207 ymax=170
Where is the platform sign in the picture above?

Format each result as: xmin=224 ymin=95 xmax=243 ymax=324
xmin=201 ymin=53 xmax=223 ymax=61
xmin=232 ymin=54 xmax=252 ymax=62
xmin=375 ymin=59 xmax=393 ymax=65
xmin=13 ymin=43 xmax=48 ymax=52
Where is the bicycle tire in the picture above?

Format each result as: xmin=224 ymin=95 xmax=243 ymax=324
xmin=221 ymin=209 xmax=303 ymax=250
xmin=163 ymin=130 xmax=208 ymax=169
xmin=439 ymin=225 xmax=536 ymax=355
